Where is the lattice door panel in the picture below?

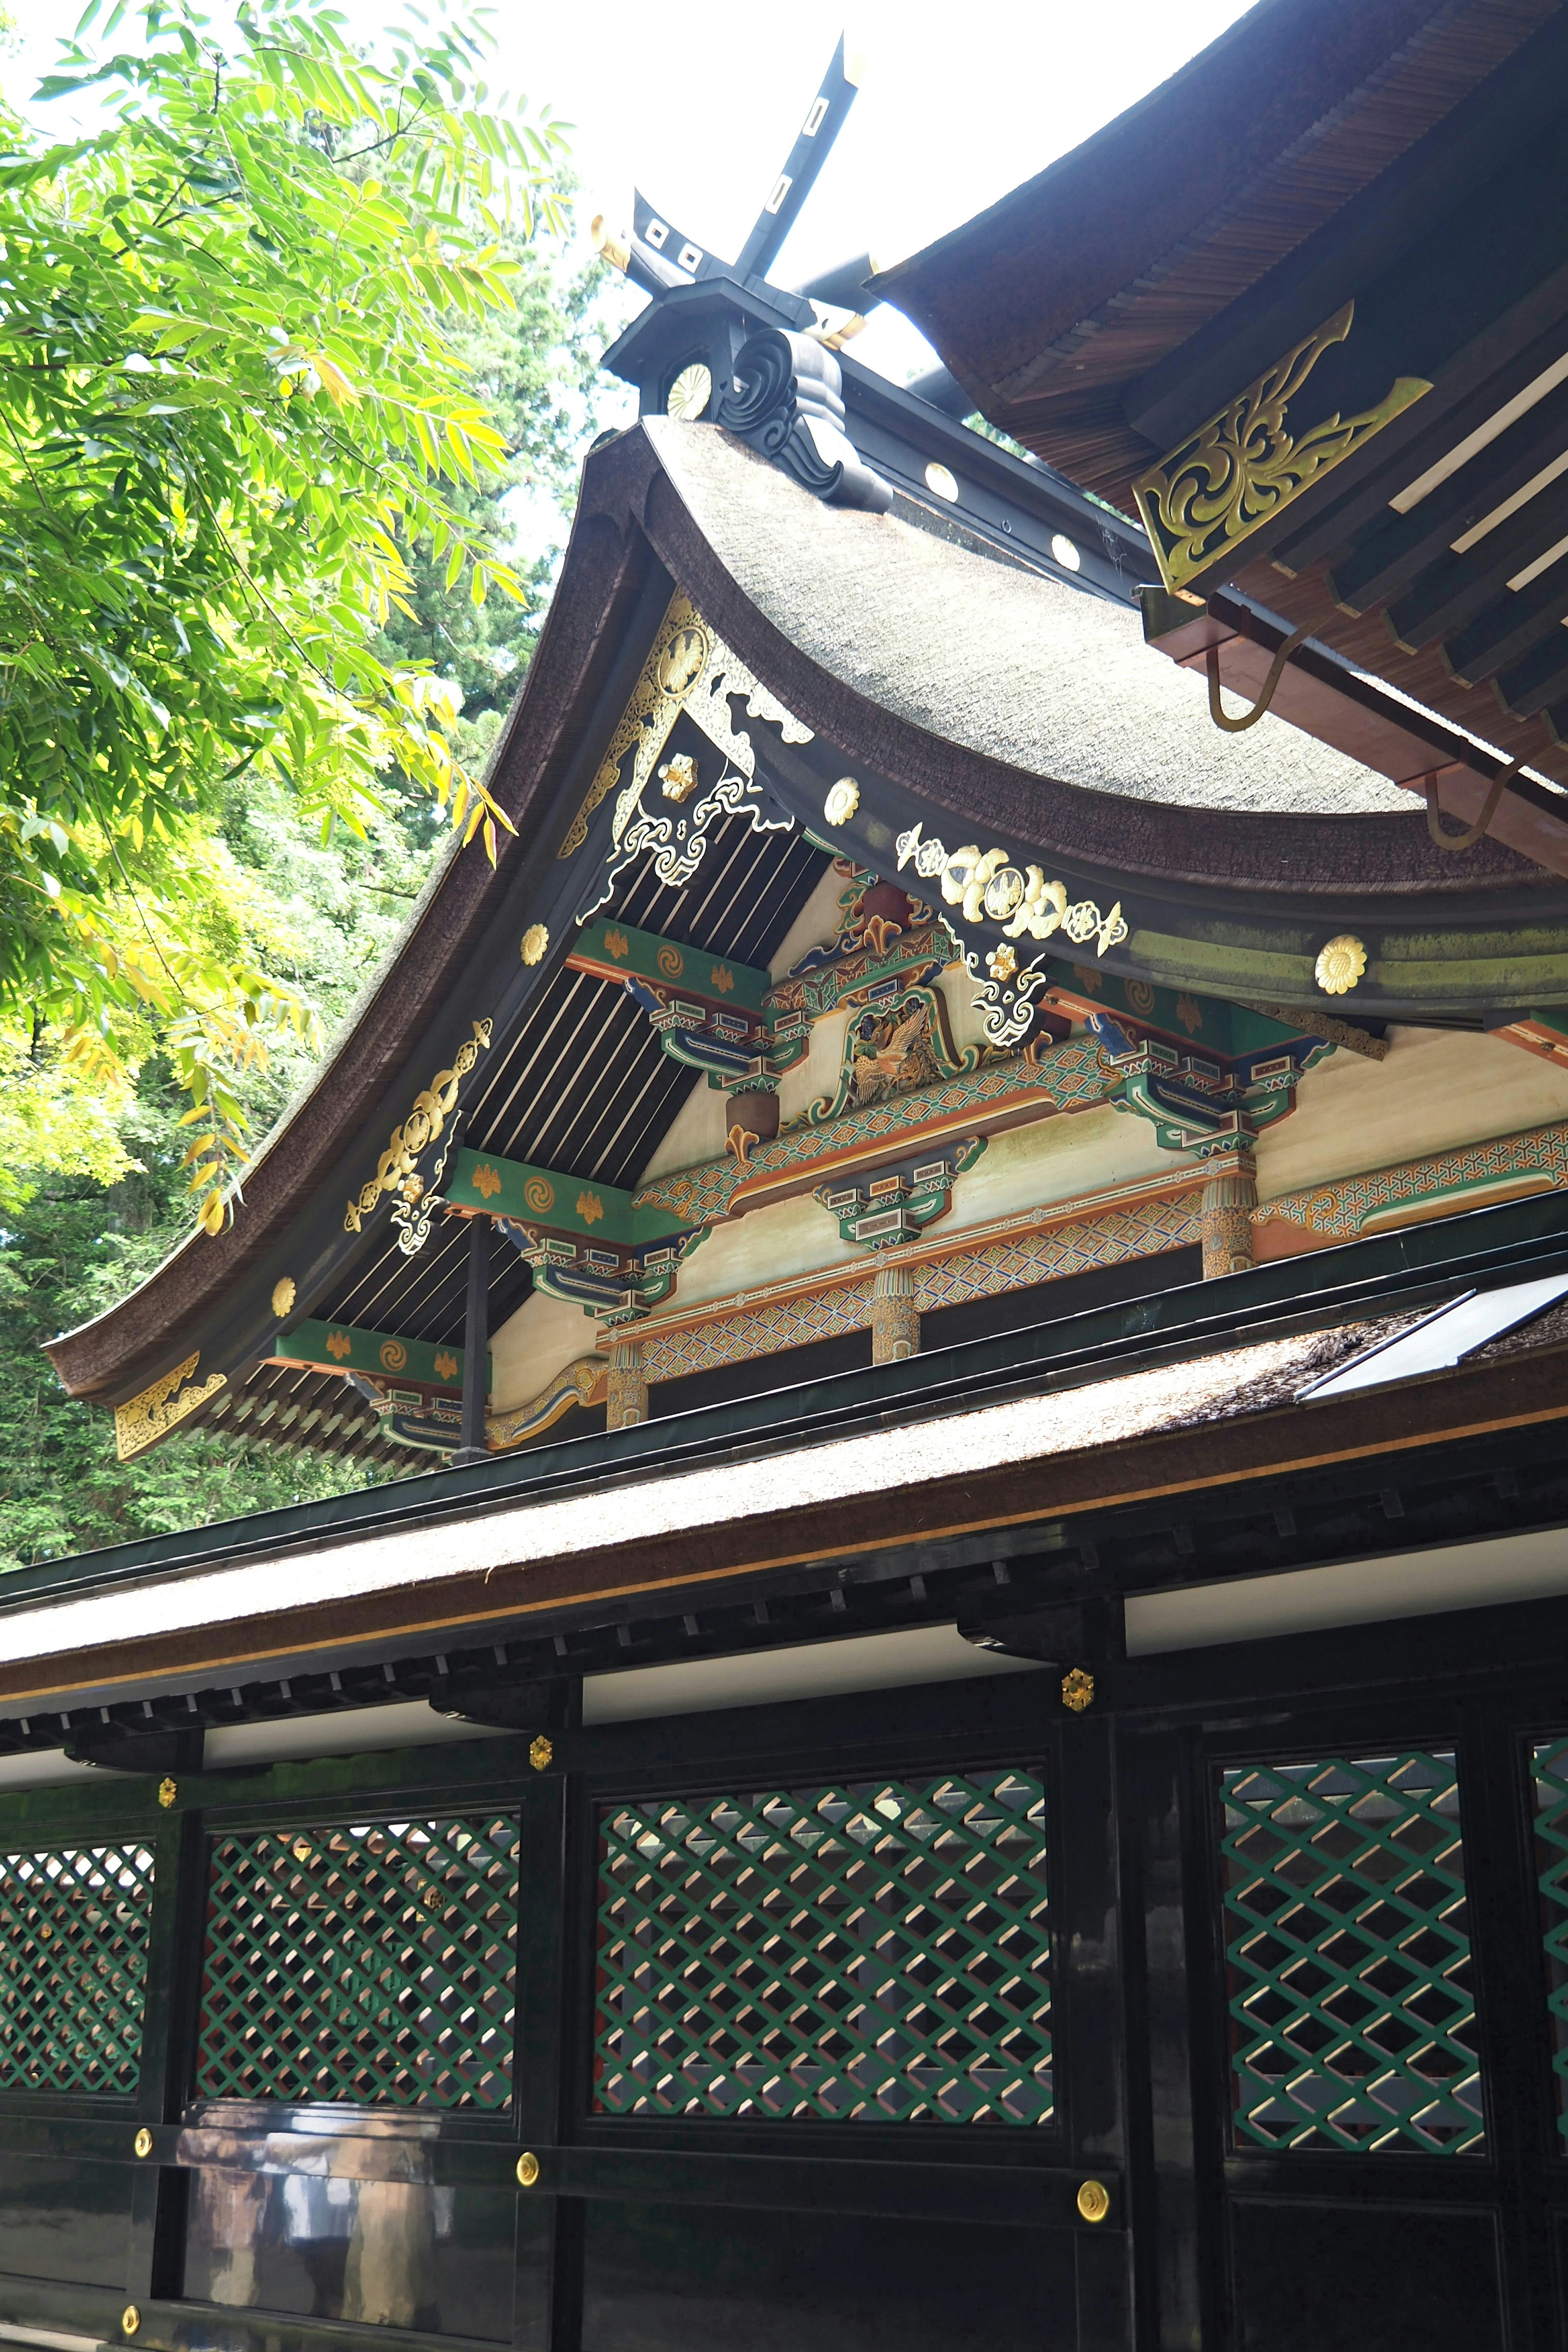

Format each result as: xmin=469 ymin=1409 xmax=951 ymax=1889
xmin=197 ymin=1815 xmax=520 ymax=2107
xmin=1219 ymin=1753 xmax=1482 ymax=2154
xmin=1528 ymin=1740 xmax=1568 ymax=2141
xmin=594 ymin=1770 xmax=1051 ymax=2124
xmin=0 ymin=1840 xmax=155 ymax=2093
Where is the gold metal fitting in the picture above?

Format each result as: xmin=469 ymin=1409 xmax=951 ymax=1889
xmin=1077 ymin=2179 xmax=1110 ymax=2224
xmin=516 ymin=2151 xmax=541 ymax=2187
xmin=134 ymin=2127 xmax=154 ymax=2159
xmin=1061 ymin=1667 xmax=1096 ymax=1714
xmin=156 ymin=1777 xmax=178 ymax=1810
xmin=528 ymin=1734 xmax=554 ymax=1773
xmin=121 ymin=2307 xmax=141 ymax=2339
xmin=589 ymin=215 xmax=631 ymax=276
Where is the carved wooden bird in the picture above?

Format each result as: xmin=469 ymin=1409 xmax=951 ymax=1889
xmin=854 ymin=1008 xmax=927 ymax=1096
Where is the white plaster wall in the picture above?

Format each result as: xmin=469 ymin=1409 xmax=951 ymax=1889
xmin=1255 ymin=1028 xmax=1568 ymax=1201
xmin=638 ymin=1071 xmax=729 ymax=1178
xmin=951 ymin=1101 xmax=1172 ymax=1227
xmin=666 ymin=1188 xmax=866 ymax=1307
xmin=768 ymin=864 xmax=852 ymax=978
xmin=488 ymin=1284 xmax=598 ymax=1413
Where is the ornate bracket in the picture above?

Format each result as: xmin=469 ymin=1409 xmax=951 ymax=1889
xmin=445 ymin=1145 xmax=704 ymax=1331
xmin=1086 ymin=1009 xmax=1330 ymax=1152
xmin=569 ymin=917 xmax=802 ymax=1091
xmin=815 ymin=1138 xmax=986 ymax=1248
xmin=716 ymin=330 xmax=892 ymax=513
xmin=498 ymin=1223 xmax=701 ymax=1329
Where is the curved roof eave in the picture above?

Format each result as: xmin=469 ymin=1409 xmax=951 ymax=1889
xmin=45 ymin=463 xmax=658 ymax=1401
xmin=42 ymin=416 xmax=1552 ymax=1405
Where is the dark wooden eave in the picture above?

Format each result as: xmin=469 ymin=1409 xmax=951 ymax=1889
xmin=877 ymin=0 xmax=1568 ymax=788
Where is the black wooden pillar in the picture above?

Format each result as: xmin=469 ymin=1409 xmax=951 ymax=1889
xmin=127 ymin=1800 xmax=209 ymax=2314
xmin=452 ymin=1215 xmax=491 ymax=1467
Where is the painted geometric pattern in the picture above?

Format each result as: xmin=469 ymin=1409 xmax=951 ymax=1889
xmin=916 ymin=1194 xmax=1202 ymax=1309
xmin=636 ymin=1039 xmax=1111 ymax=1225
xmin=641 ymin=1195 xmax=1199 ymax=1381
xmin=1528 ymin=1740 xmax=1568 ymax=2143
xmin=197 ymin=1815 xmax=520 ymax=2108
xmin=0 ymin=1842 xmax=155 ymax=2093
xmin=1261 ymin=1120 xmax=1568 ymax=1238
xmin=594 ymin=1772 xmax=1052 ymax=2125
xmin=645 ymin=1283 xmax=872 ymax=1380
xmin=1220 ymin=1755 xmax=1482 ymax=2155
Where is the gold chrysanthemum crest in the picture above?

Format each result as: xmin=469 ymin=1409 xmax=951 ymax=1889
xmin=1314 ymin=933 xmax=1368 ymax=996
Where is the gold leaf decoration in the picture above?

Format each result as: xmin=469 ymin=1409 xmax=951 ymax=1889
xmin=343 ymin=1018 xmax=493 ymax=1233
xmin=114 ymin=1353 xmax=226 ymax=1462
xmin=1060 ymin=1666 xmax=1096 ymax=1714
xmin=271 ymin=1276 xmax=296 ymax=1321
xmin=1132 ymin=303 xmax=1431 ymax=592
xmin=558 ymin=590 xmax=812 ymax=859
xmin=1314 ymin=934 xmax=1368 ymax=996
xmin=520 ymin=923 xmax=549 ymax=966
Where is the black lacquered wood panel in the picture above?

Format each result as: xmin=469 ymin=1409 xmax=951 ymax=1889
xmin=578 ymin=2198 xmax=1076 ymax=2352
xmin=1228 ymin=2198 xmax=1502 ymax=2352
xmin=180 ymin=2169 xmax=516 ymax=2339
xmin=0 ymin=2152 xmax=131 ymax=2288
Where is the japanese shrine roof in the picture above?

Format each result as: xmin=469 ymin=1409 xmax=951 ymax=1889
xmin=42 ymin=415 xmax=1563 ymax=1442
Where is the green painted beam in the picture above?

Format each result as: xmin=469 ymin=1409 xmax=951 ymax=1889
xmin=568 ymin=917 xmax=771 ymax=1013
xmin=448 ymin=1147 xmax=699 ymax=1243
xmin=275 ymin=1318 xmax=490 ymax=1392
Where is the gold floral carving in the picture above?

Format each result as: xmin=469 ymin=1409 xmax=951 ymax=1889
xmin=1131 ymin=303 xmax=1431 ymax=592
xmin=114 ymin=1353 xmax=226 ymax=1462
xmin=270 ymin=1276 xmax=296 ymax=1321
xmin=343 ymin=1018 xmax=494 ymax=1233
xmin=1061 ymin=1668 xmax=1096 ymax=1714
xmin=1314 ymin=935 xmax=1368 ymax=996
xmin=558 ymin=590 xmax=812 ymax=858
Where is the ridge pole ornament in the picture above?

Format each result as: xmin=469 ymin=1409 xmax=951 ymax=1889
xmin=717 ymin=330 xmax=892 ymax=513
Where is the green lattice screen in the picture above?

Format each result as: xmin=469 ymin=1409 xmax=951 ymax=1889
xmin=594 ymin=1770 xmax=1051 ymax=2124
xmin=1219 ymin=1753 xmax=1482 ymax=2154
xmin=0 ymin=1841 xmax=155 ymax=2093
xmin=1528 ymin=1740 xmax=1568 ymax=2142
xmin=196 ymin=1815 xmax=519 ymax=2107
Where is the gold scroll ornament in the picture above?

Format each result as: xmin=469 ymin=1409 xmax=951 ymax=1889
xmin=343 ymin=1019 xmax=494 ymax=1234
xmin=115 ymin=1352 xmax=226 ymax=1462
xmin=558 ymin=590 xmax=812 ymax=858
xmin=1132 ymin=302 xmax=1430 ymax=593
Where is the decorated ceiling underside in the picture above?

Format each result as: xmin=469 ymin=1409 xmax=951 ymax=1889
xmin=47 ymin=409 xmax=1568 ymax=1471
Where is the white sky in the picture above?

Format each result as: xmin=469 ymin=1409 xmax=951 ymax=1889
xmin=8 ymin=0 xmax=1258 ymax=385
